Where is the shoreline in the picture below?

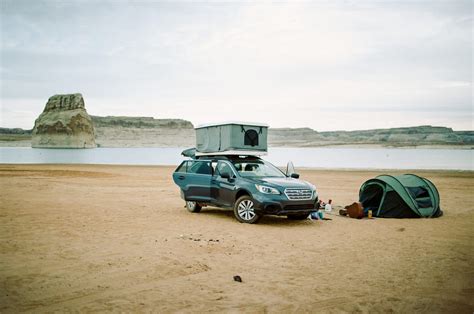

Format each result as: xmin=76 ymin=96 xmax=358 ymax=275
xmin=0 ymin=142 xmax=472 ymax=149
xmin=1 ymin=163 xmax=473 ymax=173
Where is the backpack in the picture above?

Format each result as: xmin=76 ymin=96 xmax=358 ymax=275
xmin=346 ymin=202 xmax=364 ymax=219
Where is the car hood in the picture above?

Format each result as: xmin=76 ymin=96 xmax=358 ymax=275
xmin=252 ymin=177 xmax=314 ymax=189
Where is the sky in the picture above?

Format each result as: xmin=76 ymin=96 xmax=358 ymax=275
xmin=0 ymin=0 xmax=472 ymax=131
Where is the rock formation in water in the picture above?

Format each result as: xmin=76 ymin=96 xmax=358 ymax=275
xmin=32 ymin=93 xmax=96 ymax=148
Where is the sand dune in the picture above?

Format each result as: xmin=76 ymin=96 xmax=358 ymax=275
xmin=1 ymin=165 xmax=473 ymax=312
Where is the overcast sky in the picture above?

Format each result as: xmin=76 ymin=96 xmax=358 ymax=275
xmin=1 ymin=0 xmax=472 ymax=131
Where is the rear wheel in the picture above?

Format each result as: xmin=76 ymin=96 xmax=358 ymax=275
xmin=287 ymin=213 xmax=311 ymax=220
xmin=186 ymin=201 xmax=201 ymax=213
xmin=234 ymin=195 xmax=260 ymax=224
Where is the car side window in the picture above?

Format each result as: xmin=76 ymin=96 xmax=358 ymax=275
xmin=188 ymin=161 xmax=212 ymax=175
xmin=175 ymin=161 xmax=189 ymax=173
xmin=217 ymin=162 xmax=233 ymax=177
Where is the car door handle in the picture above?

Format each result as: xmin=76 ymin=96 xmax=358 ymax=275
xmin=178 ymin=175 xmax=185 ymax=180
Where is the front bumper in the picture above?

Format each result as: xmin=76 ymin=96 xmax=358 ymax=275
xmin=252 ymin=192 xmax=319 ymax=216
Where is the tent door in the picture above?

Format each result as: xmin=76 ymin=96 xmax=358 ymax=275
xmin=360 ymin=182 xmax=385 ymax=216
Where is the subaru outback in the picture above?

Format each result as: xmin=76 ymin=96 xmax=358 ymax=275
xmin=172 ymin=155 xmax=319 ymax=223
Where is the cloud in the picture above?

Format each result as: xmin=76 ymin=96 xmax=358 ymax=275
xmin=0 ymin=0 xmax=472 ymax=131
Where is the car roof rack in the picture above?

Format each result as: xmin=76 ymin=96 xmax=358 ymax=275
xmin=195 ymin=150 xmax=267 ymax=157
xmin=182 ymin=147 xmax=265 ymax=160
xmin=195 ymin=155 xmax=263 ymax=161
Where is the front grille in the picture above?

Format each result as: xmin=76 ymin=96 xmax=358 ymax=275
xmin=284 ymin=204 xmax=316 ymax=211
xmin=284 ymin=188 xmax=313 ymax=200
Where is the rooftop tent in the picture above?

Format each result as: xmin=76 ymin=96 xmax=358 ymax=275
xmin=359 ymin=174 xmax=442 ymax=218
xmin=195 ymin=121 xmax=268 ymax=155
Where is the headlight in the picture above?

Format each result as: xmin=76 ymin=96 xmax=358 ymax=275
xmin=255 ymin=184 xmax=280 ymax=194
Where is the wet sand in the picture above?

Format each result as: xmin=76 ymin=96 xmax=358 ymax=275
xmin=1 ymin=164 xmax=473 ymax=312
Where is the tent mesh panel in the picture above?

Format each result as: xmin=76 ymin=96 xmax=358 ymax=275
xmin=406 ymin=187 xmax=433 ymax=208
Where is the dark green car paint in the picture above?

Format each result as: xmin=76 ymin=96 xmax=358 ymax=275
xmin=172 ymin=156 xmax=319 ymax=223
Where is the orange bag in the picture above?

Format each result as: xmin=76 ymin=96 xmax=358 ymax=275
xmin=345 ymin=202 xmax=364 ymax=219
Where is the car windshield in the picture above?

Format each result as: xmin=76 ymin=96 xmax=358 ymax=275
xmin=231 ymin=159 xmax=286 ymax=178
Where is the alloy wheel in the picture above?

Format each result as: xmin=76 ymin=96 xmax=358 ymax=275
xmin=237 ymin=200 xmax=256 ymax=221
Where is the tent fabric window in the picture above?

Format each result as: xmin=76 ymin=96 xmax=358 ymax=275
xmin=244 ymin=129 xmax=259 ymax=146
xmin=406 ymin=186 xmax=432 ymax=208
xmin=358 ymin=174 xmax=442 ymax=218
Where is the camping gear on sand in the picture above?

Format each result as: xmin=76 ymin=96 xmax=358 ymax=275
xmin=359 ymin=174 xmax=442 ymax=218
xmin=324 ymin=199 xmax=333 ymax=212
xmin=194 ymin=122 xmax=268 ymax=156
xmin=344 ymin=202 xmax=364 ymax=219
xmin=309 ymin=210 xmax=332 ymax=220
xmin=310 ymin=210 xmax=324 ymax=220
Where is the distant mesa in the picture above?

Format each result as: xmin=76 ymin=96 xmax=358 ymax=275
xmin=32 ymin=93 xmax=96 ymax=148
xmin=0 ymin=96 xmax=471 ymax=148
xmin=91 ymin=116 xmax=193 ymax=129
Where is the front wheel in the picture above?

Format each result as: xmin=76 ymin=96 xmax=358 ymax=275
xmin=186 ymin=201 xmax=201 ymax=213
xmin=234 ymin=195 xmax=261 ymax=224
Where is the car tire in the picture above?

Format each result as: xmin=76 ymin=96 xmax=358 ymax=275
xmin=234 ymin=195 xmax=261 ymax=224
xmin=186 ymin=201 xmax=201 ymax=213
xmin=287 ymin=213 xmax=311 ymax=220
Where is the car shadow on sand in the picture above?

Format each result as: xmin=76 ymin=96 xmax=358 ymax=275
xmin=196 ymin=207 xmax=318 ymax=226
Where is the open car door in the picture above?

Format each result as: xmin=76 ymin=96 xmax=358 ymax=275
xmin=173 ymin=160 xmax=212 ymax=202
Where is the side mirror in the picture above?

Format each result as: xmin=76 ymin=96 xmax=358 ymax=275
xmin=220 ymin=172 xmax=231 ymax=179
xmin=290 ymin=173 xmax=300 ymax=179
xmin=286 ymin=161 xmax=297 ymax=177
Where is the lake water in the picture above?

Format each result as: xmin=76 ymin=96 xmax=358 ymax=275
xmin=0 ymin=147 xmax=472 ymax=170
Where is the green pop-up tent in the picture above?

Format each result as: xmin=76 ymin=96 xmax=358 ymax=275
xmin=359 ymin=174 xmax=442 ymax=218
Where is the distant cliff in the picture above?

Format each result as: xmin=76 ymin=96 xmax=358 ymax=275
xmin=91 ymin=116 xmax=195 ymax=147
xmin=0 ymin=127 xmax=32 ymax=145
xmin=1 ymin=118 xmax=472 ymax=148
xmin=269 ymin=126 xmax=474 ymax=147
xmin=0 ymin=127 xmax=32 ymax=135
xmin=91 ymin=116 xmax=193 ymax=129
xmin=31 ymin=94 xmax=96 ymax=148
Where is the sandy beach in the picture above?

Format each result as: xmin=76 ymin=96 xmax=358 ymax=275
xmin=1 ymin=164 xmax=473 ymax=312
